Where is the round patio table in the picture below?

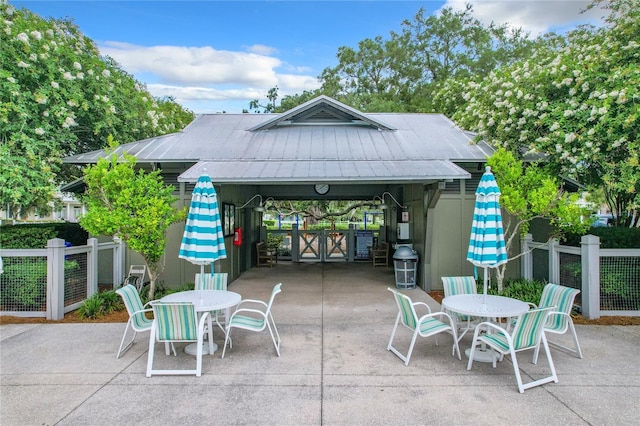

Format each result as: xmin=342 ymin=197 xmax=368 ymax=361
xmin=161 ymin=290 xmax=241 ymax=355
xmin=442 ymin=294 xmax=529 ymax=362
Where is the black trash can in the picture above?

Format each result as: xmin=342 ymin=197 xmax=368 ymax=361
xmin=393 ymin=246 xmax=418 ymax=289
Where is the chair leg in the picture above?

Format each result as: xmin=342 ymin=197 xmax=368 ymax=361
xmin=387 ymin=315 xmax=409 ymax=365
xmin=146 ymin=323 xmax=157 ymax=377
xmin=521 ymin=333 xmax=559 ymax=392
xmin=116 ymin=320 xmax=136 ymax=359
xmin=221 ymin=327 xmax=232 ymax=359
xmin=267 ymin=313 xmax=281 ymax=356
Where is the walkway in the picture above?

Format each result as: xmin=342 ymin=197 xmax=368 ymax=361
xmin=1 ymin=262 xmax=639 ymax=425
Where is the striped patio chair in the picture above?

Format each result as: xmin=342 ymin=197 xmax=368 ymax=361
xmin=531 ymin=283 xmax=583 ymax=361
xmin=195 ymin=272 xmax=229 ymax=335
xmin=387 ymin=287 xmax=460 ymax=366
xmin=441 ymin=276 xmax=480 ymax=341
xmin=222 ymin=283 xmax=282 ymax=358
xmin=115 ymin=284 xmax=155 ymax=359
xmin=146 ymin=302 xmax=210 ymax=377
xmin=467 ymin=307 xmax=558 ymax=393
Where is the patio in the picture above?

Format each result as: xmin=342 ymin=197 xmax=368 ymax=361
xmin=1 ymin=262 xmax=639 ymax=425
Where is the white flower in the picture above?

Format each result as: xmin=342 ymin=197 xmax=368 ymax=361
xmin=598 ymin=107 xmax=607 ymax=115
xmin=46 ymin=29 xmax=54 ymax=37
xmin=87 ymin=69 xmax=94 ymax=75
xmin=62 ymin=116 xmax=77 ymax=128
xmin=51 ymin=81 xmax=59 ymax=89
xmin=34 ymin=127 xmax=45 ymax=135
xmin=7 ymin=76 xmax=16 ymax=83
xmin=16 ymin=32 xmax=29 ymax=43
xmin=102 ymin=95 xmax=109 ymax=103
xmin=35 ymin=94 xmax=47 ymax=104
xmin=109 ymin=105 xmax=116 ymax=114
xmin=76 ymin=72 xmax=84 ymax=79
xmin=30 ymin=30 xmax=42 ymax=40
xmin=73 ymin=62 xmax=82 ymax=70
xmin=17 ymin=61 xmax=29 ymax=68
xmin=102 ymin=69 xmax=111 ymax=77
xmin=67 ymin=100 xmax=77 ymax=107
xmin=565 ymin=133 xmax=577 ymax=143
xmin=43 ymin=111 xmax=49 ymax=117
xmin=63 ymin=72 xmax=73 ymax=80
xmin=29 ymin=53 xmax=37 ymax=61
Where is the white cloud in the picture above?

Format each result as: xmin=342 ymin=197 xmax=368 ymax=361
xmin=99 ymin=41 xmax=321 ymax=112
xmin=443 ymin=0 xmax=606 ymax=37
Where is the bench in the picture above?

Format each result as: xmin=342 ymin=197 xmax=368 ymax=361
xmin=256 ymin=241 xmax=277 ymax=267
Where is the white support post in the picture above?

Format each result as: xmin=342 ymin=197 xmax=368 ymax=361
xmin=549 ymin=238 xmax=560 ymax=284
xmin=581 ymin=234 xmax=600 ymax=320
xmin=46 ymin=238 xmax=66 ymax=320
xmin=87 ymin=238 xmax=98 ymax=296
xmin=521 ymin=233 xmax=533 ymax=280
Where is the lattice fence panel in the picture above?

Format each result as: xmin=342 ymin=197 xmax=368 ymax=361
xmin=0 ymin=256 xmax=48 ymax=312
xmin=600 ymin=256 xmax=640 ymax=311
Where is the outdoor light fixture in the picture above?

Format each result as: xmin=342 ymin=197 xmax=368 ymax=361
xmin=373 ymin=192 xmax=407 ymax=210
xmin=238 ymin=194 xmax=274 ymax=212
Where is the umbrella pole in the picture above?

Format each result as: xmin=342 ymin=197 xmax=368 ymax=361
xmin=483 ymin=267 xmax=488 ymax=305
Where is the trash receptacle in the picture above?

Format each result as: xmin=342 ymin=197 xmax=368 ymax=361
xmin=393 ymin=246 xmax=418 ymax=289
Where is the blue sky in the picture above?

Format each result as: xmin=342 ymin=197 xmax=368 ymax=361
xmin=12 ymin=1 xmax=605 ymax=113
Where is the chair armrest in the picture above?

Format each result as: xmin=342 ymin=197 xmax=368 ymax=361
xmin=412 ymin=301 xmax=433 ymax=314
xmin=527 ymin=302 xmax=538 ymax=309
xmin=476 ymin=320 xmax=509 ymax=337
xmin=229 ymin=307 xmax=267 ymax=319
xmin=235 ymin=299 xmax=268 ymax=310
xmin=420 ymin=311 xmax=455 ymax=326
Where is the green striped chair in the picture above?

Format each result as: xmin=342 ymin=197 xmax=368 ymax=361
xmin=532 ymin=283 xmax=583 ymax=361
xmin=195 ymin=272 xmax=229 ymax=335
xmin=222 ymin=283 xmax=282 ymax=359
xmin=146 ymin=302 xmax=210 ymax=377
xmin=441 ymin=276 xmax=479 ymax=341
xmin=387 ymin=287 xmax=461 ymax=366
xmin=115 ymin=284 xmax=155 ymax=359
xmin=467 ymin=307 xmax=558 ymax=393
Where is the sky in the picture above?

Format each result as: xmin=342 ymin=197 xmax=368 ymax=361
xmin=11 ymin=0 xmax=607 ymax=114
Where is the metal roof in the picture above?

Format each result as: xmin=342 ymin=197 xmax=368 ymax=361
xmin=63 ymin=96 xmax=494 ymax=184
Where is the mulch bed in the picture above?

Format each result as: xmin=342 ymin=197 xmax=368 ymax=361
xmin=1 ymin=293 xmax=638 ymax=326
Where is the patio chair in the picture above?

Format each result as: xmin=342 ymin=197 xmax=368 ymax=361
xmin=115 ymin=284 xmax=161 ymax=359
xmin=195 ymin=272 xmax=229 ymax=335
xmin=146 ymin=302 xmax=210 ymax=377
xmin=387 ymin=287 xmax=461 ymax=366
xmin=441 ymin=276 xmax=480 ymax=341
xmin=531 ymin=283 xmax=583 ymax=361
xmin=124 ymin=265 xmax=146 ymax=290
xmin=221 ymin=283 xmax=282 ymax=358
xmin=467 ymin=307 xmax=558 ymax=393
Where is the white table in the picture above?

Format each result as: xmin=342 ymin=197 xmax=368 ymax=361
xmin=161 ymin=290 xmax=241 ymax=355
xmin=442 ymin=294 xmax=529 ymax=362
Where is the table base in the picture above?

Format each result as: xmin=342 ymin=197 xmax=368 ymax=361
xmin=185 ymin=342 xmax=218 ymax=356
xmin=465 ymin=347 xmax=495 ymax=363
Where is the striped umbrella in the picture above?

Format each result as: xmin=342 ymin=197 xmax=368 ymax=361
xmin=179 ymin=173 xmax=227 ymax=275
xmin=466 ymin=166 xmax=508 ymax=301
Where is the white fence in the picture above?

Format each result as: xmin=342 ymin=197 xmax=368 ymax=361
xmin=0 ymin=238 xmax=125 ymax=320
xmin=521 ymin=234 xmax=640 ymax=319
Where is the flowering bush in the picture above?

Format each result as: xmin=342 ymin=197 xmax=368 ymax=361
xmin=0 ymin=1 xmax=194 ymax=218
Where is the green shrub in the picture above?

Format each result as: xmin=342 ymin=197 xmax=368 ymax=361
xmin=0 ymin=222 xmax=89 ymax=248
xmin=563 ymin=227 xmax=640 ymax=248
xmin=484 ymin=277 xmax=546 ymax=305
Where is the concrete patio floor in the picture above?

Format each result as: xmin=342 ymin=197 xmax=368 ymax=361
xmin=1 ymin=262 xmax=639 ymax=425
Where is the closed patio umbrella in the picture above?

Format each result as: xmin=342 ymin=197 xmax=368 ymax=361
xmin=466 ymin=166 xmax=508 ymax=302
xmin=179 ymin=173 xmax=227 ymax=276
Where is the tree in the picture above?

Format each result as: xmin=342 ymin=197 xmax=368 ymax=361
xmin=316 ymin=4 xmax=533 ymax=113
xmin=487 ymin=148 xmax=591 ymax=291
xmin=0 ymin=2 xmax=194 ymax=218
xmin=79 ymin=137 xmax=186 ymax=299
xmin=452 ymin=0 xmax=639 ymax=226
